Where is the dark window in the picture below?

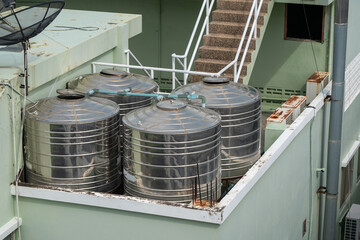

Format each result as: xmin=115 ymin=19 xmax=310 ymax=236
xmin=285 ymin=4 xmax=325 ymax=42
xmin=340 ymin=158 xmax=354 ymax=208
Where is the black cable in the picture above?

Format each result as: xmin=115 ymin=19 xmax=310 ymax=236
xmin=302 ymin=1 xmax=320 ymax=73
xmin=52 ymin=25 xmax=99 ymax=31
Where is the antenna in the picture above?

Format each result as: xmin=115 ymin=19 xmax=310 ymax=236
xmin=0 ymin=0 xmax=65 ymax=95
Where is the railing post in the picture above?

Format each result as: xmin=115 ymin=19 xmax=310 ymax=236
xmin=172 ymin=56 xmax=176 ymax=90
xmin=151 ymin=69 xmax=155 ymax=79
xmin=233 ymin=62 xmax=237 ymax=83
xmin=206 ymin=0 xmax=210 ymax=34
xmin=92 ymin=63 xmax=96 ymax=74
xmin=254 ymin=0 xmax=258 ymax=38
xmin=184 ymin=57 xmax=188 ymax=85
xmin=125 ymin=50 xmax=130 ymax=72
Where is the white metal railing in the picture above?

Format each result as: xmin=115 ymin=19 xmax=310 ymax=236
xmin=91 ymin=61 xmax=217 ymax=87
xmin=172 ymin=0 xmax=264 ymax=87
xmin=171 ymin=0 xmax=215 ymax=88
xmin=122 ymin=0 xmax=264 ymax=90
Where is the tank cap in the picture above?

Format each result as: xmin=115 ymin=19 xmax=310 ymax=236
xmin=203 ymin=77 xmax=230 ymax=84
xmin=56 ymin=89 xmax=85 ymax=100
xmin=100 ymin=69 xmax=129 ymax=78
xmin=156 ymin=100 xmax=187 ymax=111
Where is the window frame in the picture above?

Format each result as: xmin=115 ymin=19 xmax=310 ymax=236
xmin=284 ymin=3 xmax=326 ymax=43
xmin=340 ymin=157 xmax=354 ymax=208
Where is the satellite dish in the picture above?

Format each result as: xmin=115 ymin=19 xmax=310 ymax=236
xmin=0 ymin=0 xmax=65 ymax=95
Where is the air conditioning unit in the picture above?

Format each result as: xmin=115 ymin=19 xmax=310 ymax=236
xmin=344 ymin=204 xmax=360 ymax=240
xmin=281 ymin=95 xmax=307 ymax=121
xmin=306 ymin=71 xmax=329 ymax=104
xmin=266 ymin=108 xmax=293 ymax=126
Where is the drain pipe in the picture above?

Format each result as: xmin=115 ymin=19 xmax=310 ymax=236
xmin=87 ymin=89 xmax=207 ymax=107
xmin=323 ymin=0 xmax=348 ymax=239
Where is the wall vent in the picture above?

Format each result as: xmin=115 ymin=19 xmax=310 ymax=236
xmin=344 ymin=204 xmax=360 ymax=240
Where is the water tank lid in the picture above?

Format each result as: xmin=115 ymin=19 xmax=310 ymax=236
xmin=25 ymin=90 xmax=119 ymax=124
xmin=100 ymin=69 xmax=128 ymax=78
xmin=67 ymin=69 xmax=158 ymax=94
xmin=173 ymin=80 xmax=261 ymax=108
xmin=203 ymin=77 xmax=230 ymax=84
xmin=123 ymin=100 xmax=220 ymax=134
xmin=156 ymin=100 xmax=187 ymax=111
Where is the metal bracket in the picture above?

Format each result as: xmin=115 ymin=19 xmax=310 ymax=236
xmin=317 ymin=186 xmax=327 ymax=194
xmin=324 ymin=95 xmax=331 ymax=102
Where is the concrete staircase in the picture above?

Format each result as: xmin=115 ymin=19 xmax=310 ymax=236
xmin=191 ymin=0 xmax=274 ymax=84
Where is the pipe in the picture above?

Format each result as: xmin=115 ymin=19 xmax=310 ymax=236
xmin=323 ymin=0 xmax=348 ymax=239
xmin=0 ymin=83 xmax=34 ymax=103
xmin=88 ymin=89 xmax=207 ymax=107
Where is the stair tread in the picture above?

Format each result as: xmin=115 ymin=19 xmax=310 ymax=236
xmin=205 ymin=33 xmax=256 ymax=40
xmin=213 ymin=9 xmax=267 ymax=16
xmin=195 ymin=58 xmax=250 ymax=65
xmin=210 ymin=21 xmax=249 ymax=26
xmin=199 ymin=45 xmax=254 ymax=53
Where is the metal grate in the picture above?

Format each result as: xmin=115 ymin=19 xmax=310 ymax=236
xmin=344 ymin=219 xmax=358 ymax=240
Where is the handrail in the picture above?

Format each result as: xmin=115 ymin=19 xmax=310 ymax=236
xmin=91 ymin=61 xmax=217 ymax=78
xmin=233 ymin=0 xmax=264 ymax=82
xmin=172 ymin=0 xmax=265 ymax=86
xmin=217 ymin=0 xmax=264 ymax=83
xmin=125 ymin=49 xmax=154 ymax=78
xmin=216 ymin=0 xmax=255 ymax=77
xmin=123 ymin=0 xmax=265 ymax=89
xmin=171 ymin=0 xmax=216 ymax=87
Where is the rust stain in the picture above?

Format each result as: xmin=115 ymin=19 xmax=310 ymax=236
xmin=192 ymin=199 xmax=216 ymax=208
xmin=30 ymin=42 xmax=49 ymax=48
xmin=307 ymin=71 xmax=329 ymax=83
xmin=268 ymin=109 xmax=283 ymax=119
xmin=267 ymin=108 xmax=292 ymax=122
xmin=282 ymin=95 xmax=306 ymax=108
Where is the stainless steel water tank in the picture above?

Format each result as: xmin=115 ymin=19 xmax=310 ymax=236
xmin=67 ymin=69 xmax=159 ymax=159
xmin=67 ymin=69 xmax=158 ymax=119
xmin=24 ymin=89 xmax=121 ymax=192
xmin=173 ymin=77 xmax=261 ymax=179
xmin=122 ymin=100 xmax=222 ymax=203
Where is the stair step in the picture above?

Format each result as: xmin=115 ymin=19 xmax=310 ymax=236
xmin=194 ymin=58 xmax=249 ymax=75
xmin=210 ymin=21 xmax=261 ymax=35
xmin=223 ymin=73 xmax=244 ymax=83
xmin=217 ymin=0 xmax=270 ymax=12
xmin=203 ymin=33 xmax=257 ymax=49
xmin=199 ymin=46 xmax=253 ymax=62
xmin=212 ymin=9 xmax=265 ymax=24
xmin=189 ymin=73 xmax=244 ymax=83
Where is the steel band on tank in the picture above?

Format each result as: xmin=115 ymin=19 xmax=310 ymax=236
xmin=24 ymin=93 xmax=121 ymax=193
xmin=122 ymin=100 xmax=222 ymax=203
xmin=173 ymin=78 xmax=262 ymax=179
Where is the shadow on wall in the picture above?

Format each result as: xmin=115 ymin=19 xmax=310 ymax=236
xmin=249 ymin=3 xmax=329 ymax=92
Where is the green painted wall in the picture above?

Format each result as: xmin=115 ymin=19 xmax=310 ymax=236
xmin=345 ymin=0 xmax=360 ymax=65
xmin=15 ymin=93 xmax=359 ymax=240
xmin=18 ymin=198 xmax=220 ymax=240
xmin=0 ymin=10 xmax=140 ymax=236
xmin=249 ymin=3 xmax=331 ymax=93
xmin=0 ymin=84 xmax=19 ymax=228
xmin=65 ymin=0 xmax=202 ymax=85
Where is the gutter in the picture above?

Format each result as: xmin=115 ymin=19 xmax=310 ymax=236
xmin=323 ymin=0 xmax=349 ymax=238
